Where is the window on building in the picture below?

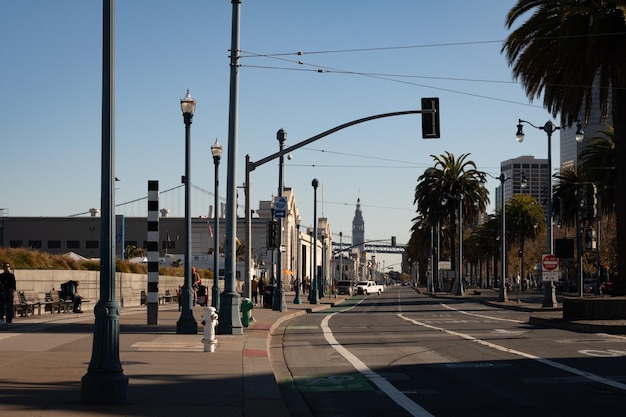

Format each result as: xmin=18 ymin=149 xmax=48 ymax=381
xmin=29 ymin=240 xmax=42 ymax=249
xmin=48 ymin=240 xmax=61 ymax=249
xmin=67 ymin=240 xmax=80 ymax=249
xmin=9 ymin=240 xmax=22 ymax=248
xmin=86 ymin=240 xmax=99 ymax=249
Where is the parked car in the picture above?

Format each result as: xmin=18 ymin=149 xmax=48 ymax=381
xmin=336 ymin=280 xmax=354 ymax=296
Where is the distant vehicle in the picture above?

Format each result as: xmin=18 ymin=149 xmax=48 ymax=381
xmin=355 ymin=280 xmax=384 ymax=295
xmin=336 ymin=280 xmax=354 ymax=296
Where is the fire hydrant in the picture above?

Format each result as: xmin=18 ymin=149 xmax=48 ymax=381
xmin=240 ymin=297 xmax=254 ymax=327
xmin=201 ymin=306 xmax=218 ymax=352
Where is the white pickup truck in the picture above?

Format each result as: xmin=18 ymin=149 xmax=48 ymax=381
xmin=355 ymin=280 xmax=384 ymax=295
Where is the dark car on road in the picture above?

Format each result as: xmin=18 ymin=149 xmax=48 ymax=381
xmin=336 ymin=280 xmax=354 ymax=296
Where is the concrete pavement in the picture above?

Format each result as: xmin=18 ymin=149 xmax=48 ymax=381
xmin=1 ymin=287 xmax=624 ymax=417
xmin=0 ymin=292 xmax=345 ymax=417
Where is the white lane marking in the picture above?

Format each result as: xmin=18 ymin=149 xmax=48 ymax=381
xmin=441 ymin=303 xmax=525 ymax=323
xmin=397 ymin=313 xmax=626 ymax=392
xmin=321 ymin=306 xmax=435 ymax=417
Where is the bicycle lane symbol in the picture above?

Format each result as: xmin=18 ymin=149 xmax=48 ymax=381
xmin=290 ymin=373 xmax=374 ymax=392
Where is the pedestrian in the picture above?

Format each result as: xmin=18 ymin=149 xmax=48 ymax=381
xmin=62 ymin=280 xmax=84 ymax=313
xmin=258 ymin=276 xmax=265 ymax=305
xmin=0 ymin=262 xmax=17 ymax=325
xmin=251 ymin=275 xmax=259 ymax=305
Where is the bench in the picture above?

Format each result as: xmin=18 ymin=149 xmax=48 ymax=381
xmin=13 ymin=291 xmax=32 ymax=317
xmin=21 ymin=290 xmax=43 ymax=316
xmin=44 ymin=291 xmax=70 ymax=313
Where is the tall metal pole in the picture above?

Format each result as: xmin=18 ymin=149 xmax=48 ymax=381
xmin=310 ymin=179 xmax=319 ymax=304
xmin=273 ymin=129 xmax=287 ymax=311
xmin=176 ymin=90 xmax=197 ymax=335
xmin=81 ymin=0 xmax=128 ymax=404
xmin=294 ymin=217 xmax=302 ymax=304
xmin=498 ymin=174 xmax=508 ymax=302
xmin=218 ymin=0 xmax=243 ymax=335
xmin=339 ymin=231 xmax=343 ymax=282
xmin=211 ymin=140 xmax=222 ymax=312
xmin=456 ymin=196 xmax=464 ymax=295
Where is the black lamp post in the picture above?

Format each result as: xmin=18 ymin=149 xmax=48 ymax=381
xmin=273 ymin=129 xmax=287 ymax=311
xmin=516 ymin=118 xmax=582 ymax=307
xmin=497 ymin=173 xmax=509 ymax=302
xmin=310 ymin=179 xmax=320 ymax=304
xmin=441 ymin=193 xmax=464 ymax=296
xmin=307 ymin=226 xmax=314 ymax=297
xmin=81 ymin=0 xmax=128 ymax=404
xmin=211 ymin=139 xmax=222 ymax=312
xmin=176 ymin=89 xmax=198 ymax=334
xmin=294 ymin=215 xmax=302 ymax=304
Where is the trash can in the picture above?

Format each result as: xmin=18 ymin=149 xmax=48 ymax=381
xmin=263 ymin=284 xmax=274 ymax=308
xmin=240 ymin=298 xmax=254 ymax=327
xmin=140 ymin=290 xmax=147 ymax=305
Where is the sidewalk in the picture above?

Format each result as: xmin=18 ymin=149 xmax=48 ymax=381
xmin=0 ymin=291 xmax=345 ymax=417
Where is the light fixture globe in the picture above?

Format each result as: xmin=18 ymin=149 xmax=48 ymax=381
xmin=180 ymin=89 xmax=196 ymax=115
xmin=575 ymin=119 xmax=585 ymax=142
xmin=516 ymin=121 xmax=525 ymax=143
xmin=211 ymin=138 xmax=223 ymax=159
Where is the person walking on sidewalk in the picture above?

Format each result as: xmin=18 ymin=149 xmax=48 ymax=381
xmin=0 ymin=263 xmax=17 ymax=325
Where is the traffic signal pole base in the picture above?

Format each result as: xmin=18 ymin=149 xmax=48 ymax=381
xmin=217 ymin=291 xmax=244 ymax=335
xmin=542 ymin=282 xmax=558 ymax=308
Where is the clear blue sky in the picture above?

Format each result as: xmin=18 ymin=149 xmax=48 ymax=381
xmin=0 ymin=1 xmax=555 ymax=268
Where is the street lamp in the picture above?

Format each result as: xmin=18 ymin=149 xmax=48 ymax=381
xmin=273 ymin=129 xmax=287 ymax=312
xmin=81 ymin=1 xmax=128 ymax=403
xmin=310 ymin=179 xmax=320 ymax=304
xmin=307 ymin=226 xmax=314 ymax=297
xmin=294 ymin=215 xmax=302 ymax=304
xmin=441 ymin=192 xmax=464 ymax=296
xmin=211 ymin=138 xmax=222 ymax=312
xmin=177 ymin=89 xmax=198 ymax=334
xmin=320 ymin=230 xmax=327 ymax=298
xmin=516 ymin=118 xmax=580 ymax=307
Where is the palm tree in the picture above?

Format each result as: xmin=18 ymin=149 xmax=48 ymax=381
xmin=553 ymin=168 xmax=586 ymax=230
xmin=414 ymin=152 xmax=490 ymax=276
xmin=502 ymin=0 xmax=626 ymax=287
xmin=579 ymin=125 xmax=615 ymax=213
xmin=506 ymin=194 xmax=546 ymax=286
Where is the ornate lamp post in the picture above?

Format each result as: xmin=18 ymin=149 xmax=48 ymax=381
xmin=294 ymin=215 xmax=302 ymax=304
xmin=273 ymin=129 xmax=287 ymax=311
xmin=310 ymin=179 xmax=320 ymax=304
xmin=441 ymin=193 xmax=464 ymax=296
xmin=176 ymin=89 xmax=198 ymax=334
xmin=81 ymin=0 xmax=128 ymax=403
xmin=320 ymin=230 xmax=327 ymax=298
xmin=211 ymin=139 xmax=222 ymax=312
xmin=516 ymin=119 xmax=582 ymax=306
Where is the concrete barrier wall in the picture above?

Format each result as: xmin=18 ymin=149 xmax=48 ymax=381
xmin=12 ymin=270 xmax=187 ymax=310
xmin=563 ymin=297 xmax=626 ymax=320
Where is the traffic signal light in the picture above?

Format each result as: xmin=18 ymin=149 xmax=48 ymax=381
xmin=583 ymin=227 xmax=596 ymax=252
xmin=391 ymin=236 xmax=396 ymax=247
xmin=267 ymin=220 xmax=277 ymax=249
xmin=585 ymin=183 xmax=597 ymax=220
xmin=421 ymin=97 xmax=440 ymax=139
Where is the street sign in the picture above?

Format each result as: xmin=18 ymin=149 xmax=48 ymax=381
xmin=274 ymin=196 xmax=287 ymax=218
xmin=542 ymin=254 xmax=559 ymax=271
xmin=542 ymin=271 xmax=559 ymax=281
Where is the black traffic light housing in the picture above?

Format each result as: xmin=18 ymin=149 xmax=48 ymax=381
xmin=421 ymin=97 xmax=440 ymax=139
xmin=267 ymin=220 xmax=278 ymax=249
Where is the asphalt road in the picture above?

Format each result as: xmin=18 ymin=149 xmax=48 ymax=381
xmin=273 ymin=286 xmax=626 ymax=417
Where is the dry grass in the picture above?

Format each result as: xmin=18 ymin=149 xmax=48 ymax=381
xmin=0 ymin=247 xmax=213 ymax=279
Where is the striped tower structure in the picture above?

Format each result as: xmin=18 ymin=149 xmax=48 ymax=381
xmin=147 ymin=180 xmax=159 ymax=325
